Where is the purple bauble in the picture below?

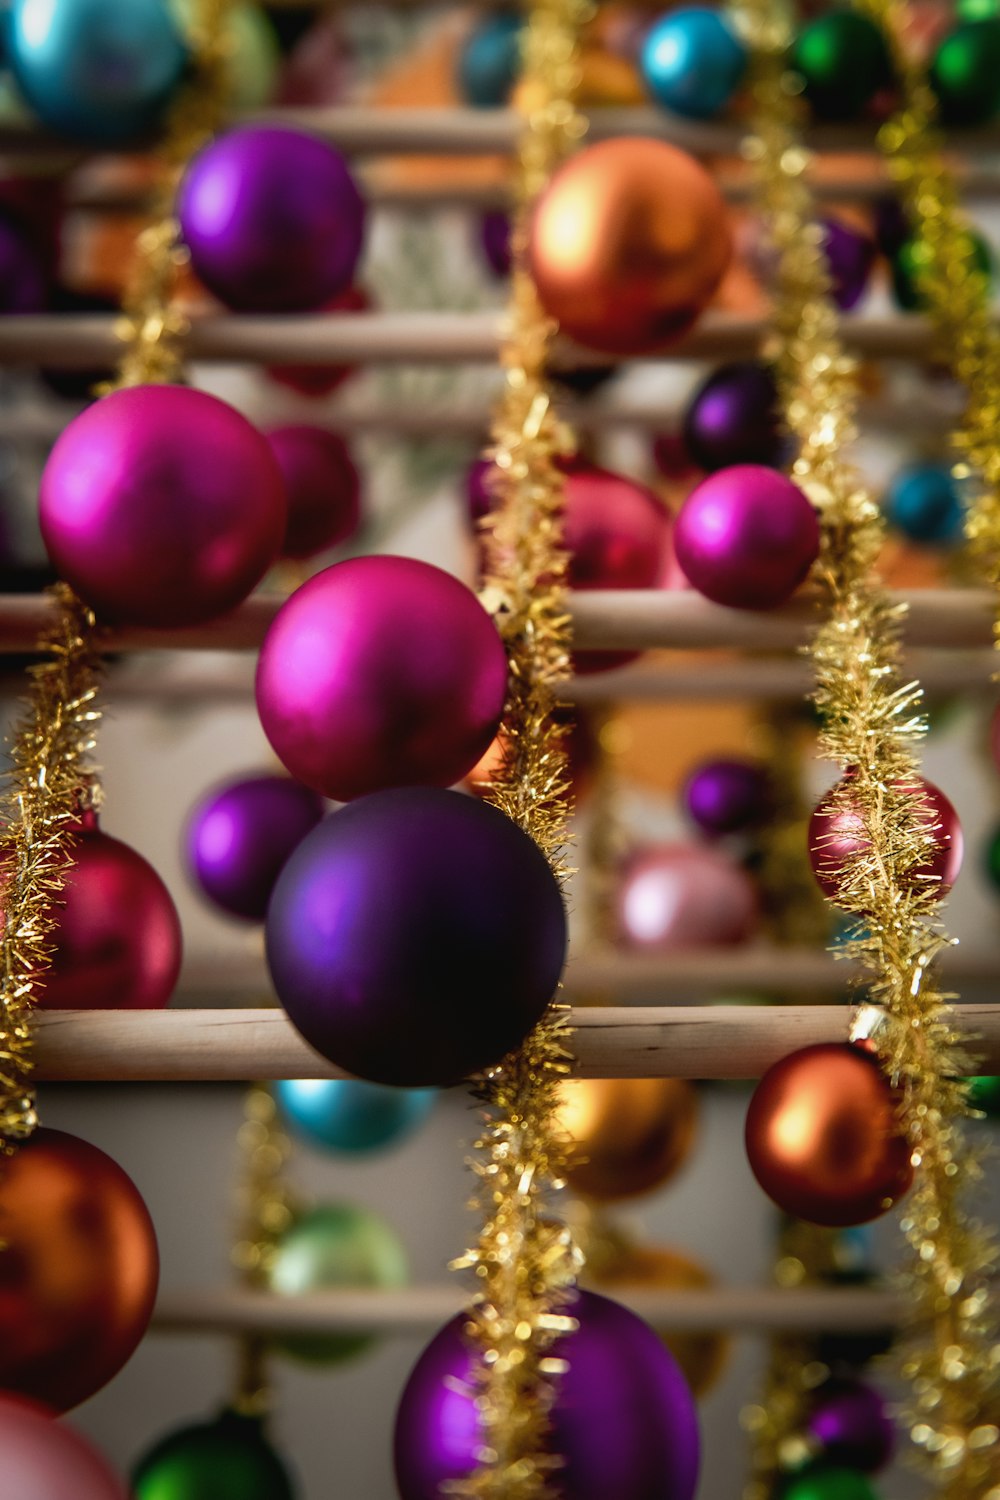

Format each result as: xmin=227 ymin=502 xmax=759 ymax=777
xmin=681 ymin=361 xmax=787 ymax=473
xmin=673 ymin=464 xmax=820 ymax=610
xmin=177 ymin=125 xmax=365 ymax=312
xmin=186 ymin=773 xmax=326 ymax=922
xmin=266 ymin=787 xmax=567 ymax=1086
xmin=0 ymin=211 xmax=47 ymax=313
xmin=39 ymin=385 xmax=286 ymax=628
xmin=822 ymin=218 xmax=876 ymax=312
xmin=255 ymin=556 xmax=507 ymax=801
xmin=465 ymin=455 xmax=495 ymax=525
xmin=682 ymin=757 xmax=770 ymax=837
xmin=394 ymin=1289 xmax=700 ymax=1500
xmin=265 ymin=425 xmax=361 ymax=560
xmin=807 ymin=1380 xmax=895 ymax=1473
xmin=478 ymin=209 xmax=512 ymax=278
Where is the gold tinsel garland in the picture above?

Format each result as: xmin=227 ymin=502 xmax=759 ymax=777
xmin=741 ymin=4 xmax=1000 ymax=1492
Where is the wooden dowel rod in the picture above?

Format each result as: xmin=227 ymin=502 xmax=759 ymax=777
xmin=31 ymin=1004 xmax=1000 ymax=1082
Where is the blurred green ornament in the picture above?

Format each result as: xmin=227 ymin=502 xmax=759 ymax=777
xmin=891 ymin=229 xmax=993 ymax=312
xmin=930 ymin=20 xmax=1000 ymax=125
xmin=267 ymin=1202 xmax=408 ymax=1364
xmin=966 ymin=1074 xmax=1000 ymax=1116
xmin=781 ymin=1466 xmax=878 ymax=1500
xmin=170 ymin=0 xmax=280 ymax=108
xmin=132 ymin=1408 xmax=296 ymax=1500
xmin=957 ymin=0 xmax=1000 ymax=18
xmin=790 ymin=11 xmax=892 ymax=121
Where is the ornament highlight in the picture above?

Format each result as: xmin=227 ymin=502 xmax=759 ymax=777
xmin=809 ymin=775 xmax=963 ymax=905
xmin=681 ymin=361 xmax=787 ymax=473
xmin=616 ymin=842 xmax=759 ymax=948
xmin=132 ymin=1407 xmax=296 ymax=1500
xmin=556 ymin=1076 xmax=698 ymax=1201
xmin=0 ymin=1393 xmax=127 ymax=1500
xmin=265 ymin=425 xmax=361 ymax=560
xmin=884 ymin=463 xmax=964 ymax=546
xmin=640 ymin=8 xmax=746 ymax=120
xmin=790 ymin=10 xmax=892 ymax=121
xmin=275 ymin=1077 xmax=435 ymax=1154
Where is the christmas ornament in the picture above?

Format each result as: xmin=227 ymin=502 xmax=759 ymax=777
xmin=673 ymin=465 xmax=820 ymax=609
xmin=822 ymin=219 xmax=876 ymax=313
xmin=681 ymin=361 xmax=787 ymax=473
xmin=0 ymin=210 xmax=47 ymax=313
xmin=39 ymin=384 xmax=286 ymax=628
xmin=268 ymin=1202 xmax=408 ymax=1363
xmin=0 ymin=1127 xmax=159 ymax=1410
xmin=780 ymin=1469 xmax=878 ymax=1500
xmin=457 ymin=11 xmax=523 ymax=106
xmin=640 ymin=8 xmax=746 ymax=119
xmin=789 ymin=11 xmax=892 ymax=122
xmin=467 ymin=708 xmax=597 ymax=804
xmin=809 ymin=775 xmax=963 ymax=904
xmin=170 ymin=0 xmax=280 ymax=110
xmin=479 ymin=209 xmax=512 ymax=278
xmin=264 ymin=425 xmax=361 ymax=560
xmin=132 ymin=1407 xmax=296 ymax=1500
xmin=275 ymin=1077 xmax=435 ymax=1154
xmin=528 ymin=136 xmax=731 ymax=355
xmin=185 ymin=774 xmax=325 ymax=922
xmin=745 ymin=1044 xmax=914 ymax=1227
xmin=616 ymin=842 xmax=759 ymax=948
xmin=807 ymin=1379 xmax=895 ymax=1473
xmin=929 ymin=19 xmax=1000 ymax=125
xmin=556 ymin=1076 xmax=698 ymax=1201
xmin=255 ymin=556 xmax=507 ymax=801
xmin=986 ymin=823 xmax=1000 ymax=892
xmin=884 ymin=463 xmax=964 ymax=546
xmin=0 ymin=1393 xmax=127 ymax=1500
xmin=872 ymin=194 xmax=909 ymax=259
xmin=967 ymin=1074 xmax=1000 ymax=1116
xmin=394 ymin=1290 xmax=700 ymax=1500
xmin=266 ymin=284 xmax=370 ymax=397
xmin=682 ymin=757 xmax=770 ymax=838
xmin=8 ymin=0 xmax=188 ymax=147
xmin=177 ymin=125 xmax=365 ymax=312
xmin=266 ymin=787 xmax=567 ymax=1087
xmin=890 ymin=229 xmax=993 ymax=313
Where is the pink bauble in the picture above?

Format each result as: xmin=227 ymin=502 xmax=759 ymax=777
xmin=615 ymin=843 xmax=759 ymax=948
xmin=39 ymin=385 xmax=286 ymax=628
xmin=809 ymin=775 xmax=963 ymax=905
xmin=256 ymin=556 xmax=508 ymax=801
xmin=265 ymin=425 xmax=361 ymax=560
xmin=0 ymin=1395 xmax=127 ymax=1500
xmin=673 ymin=464 xmax=820 ymax=610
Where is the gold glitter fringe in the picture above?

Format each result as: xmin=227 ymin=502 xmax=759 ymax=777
xmin=449 ymin=3 xmax=592 ymax=1496
xmin=741 ymin=5 xmax=1000 ymax=1492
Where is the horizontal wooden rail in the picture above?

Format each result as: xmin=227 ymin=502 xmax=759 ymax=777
xmin=31 ymin=1004 xmax=1000 ymax=1082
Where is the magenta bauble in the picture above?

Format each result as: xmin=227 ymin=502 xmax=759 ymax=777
xmin=265 ymin=425 xmax=361 ymax=559
xmin=673 ymin=464 xmax=820 ymax=609
xmin=39 ymin=385 xmax=286 ymax=628
xmin=255 ymin=556 xmax=508 ymax=801
xmin=809 ymin=775 xmax=963 ymax=905
xmin=0 ymin=1395 xmax=127 ymax=1500
xmin=615 ymin=843 xmax=758 ymax=948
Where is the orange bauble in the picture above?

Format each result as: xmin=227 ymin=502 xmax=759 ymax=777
xmin=528 ymin=137 xmax=732 ymax=355
xmin=556 ymin=1076 xmax=698 ymax=1201
xmin=745 ymin=1044 xmax=913 ymax=1227
xmin=0 ymin=1128 xmax=159 ymax=1411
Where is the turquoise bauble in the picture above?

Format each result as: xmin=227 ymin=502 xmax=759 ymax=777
xmin=891 ymin=229 xmax=993 ymax=312
xmin=790 ymin=11 xmax=892 ymax=122
xmin=132 ymin=1408 xmax=296 ymax=1500
xmin=930 ymin=20 xmax=1000 ymax=125
xmin=782 ymin=1467 xmax=878 ymax=1500
xmin=275 ymin=1077 xmax=435 ymax=1154
xmin=8 ymin=0 xmax=188 ymax=146
xmin=884 ymin=464 xmax=964 ymax=546
xmin=641 ymin=8 xmax=747 ymax=120
xmin=457 ymin=12 xmax=522 ymax=107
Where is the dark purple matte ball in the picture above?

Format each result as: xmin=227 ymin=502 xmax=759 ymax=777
xmin=681 ymin=361 xmax=788 ymax=472
xmin=466 ymin=456 xmax=495 ymax=525
xmin=478 ymin=209 xmax=512 ymax=278
xmin=682 ymin=757 xmax=770 ymax=838
xmin=266 ymin=787 xmax=567 ymax=1087
xmin=822 ymin=218 xmax=876 ymax=312
xmin=186 ymin=774 xmax=326 ymax=922
xmin=394 ymin=1289 xmax=700 ymax=1500
xmin=0 ymin=211 xmax=46 ymax=313
xmin=807 ymin=1380 xmax=895 ymax=1474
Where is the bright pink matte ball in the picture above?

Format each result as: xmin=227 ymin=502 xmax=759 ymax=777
xmin=255 ymin=556 xmax=509 ymax=801
xmin=265 ymin=425 xmax=361 ymax=560
xmin=615 ymin=842 xmax=759 ymax=949
xmin=39 ymin=385 xmax=287 ymax=628
xmin=673 ymin=463 xmax=820 ymax=610
xmin=809 ymin=775 xmax=963 ymax=905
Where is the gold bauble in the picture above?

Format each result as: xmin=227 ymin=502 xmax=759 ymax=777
xmin=557 ymin=1076 xmax=698 ymax=1201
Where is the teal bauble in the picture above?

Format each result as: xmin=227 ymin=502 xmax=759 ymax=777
xmin=930 ymin=20 xmax=1000 ymax=125
xmin=790 ymin=11 xmax=892 ymax=121
xmin=781 ymin=1467 xmax=878 ymax=1500
xmin=275 ymin=1078 xmax=436 ymax=1154
xmin=267 ymin=1203 xmax=408 ymax=1364
xmin=884 ymin=464 xmax=964 ymax=546
xmin=967 ymin=1074 xmax=1000 ymax=1116
xmin=891 ymin=229 xmax=993 ymax=311
xmin=641 ymin=8 xmax=747 ymax=120
xmin=8 ymin=0 xmax=188 ymax=146
xmin=132 ymin=1408 xmax=296 ymax=1500
xmin=456 ymin=12 xmax=522 ymax=107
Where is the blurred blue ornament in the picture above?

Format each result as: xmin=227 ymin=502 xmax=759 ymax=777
xmin=275 ymin=1077 xmax=436 ymax=1154
xmin=456 ymin=11 xmax=522 ymax=107
xmin=641 ymin=8 xmax=747 ymax=119
xmin=884 ymin=464 xmax=964 ymax=546
xmin=8 ymin=0 xmax=188 ymax=147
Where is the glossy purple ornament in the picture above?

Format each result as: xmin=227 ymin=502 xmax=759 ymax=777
xmin=683 ymin=757 xmax=770 ymax=837
xmin=807 ymin=1380 xmax=895 ymax=1473
xmin=465 ymin=456 xmax=495 ymax=524
xmin=177 ymin=125 xmax=365 ymax=312
xmin=822 ymin=218 xmax=876 ymax=311
xmin=186 ymin=773 xmax=326 ymax=922
xmin=0 ymin=211 xmax=47 ymax=313
xmin=394 ymin=1289 xmax=700 ymax=1500
xmin=616 ymin=842 xmax=758 ymax=949
xmin=478 ymin=209 xmax=511 ymax=277
xmin=681 ymin=361 xmax=787 ymax=472
xmin=674 ymin=464 xmax=820 ymax=610
xmin=265 ymin=425 xmax=361 ymax=560
xmin=266 ymin=787 xmax=567 ymax=1087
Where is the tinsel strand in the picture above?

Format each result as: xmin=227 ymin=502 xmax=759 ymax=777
xmin=740 ymin=5 xmax=1000 ymax=1491
xmin=449 ymin=4 xmax=592 ymax=1497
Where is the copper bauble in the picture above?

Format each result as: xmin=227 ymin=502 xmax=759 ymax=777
xmin=745 ymin=1045 xmax=913 ymax=1227
xmin=557 ymin=1077 xmax=698 ymax=1201
xmin=0 ymin=1128 xmax=159 ymax=1410
xmin=528 ymin=137 xmax=731 ymax=355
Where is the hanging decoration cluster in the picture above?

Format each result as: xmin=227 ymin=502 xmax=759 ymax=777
xmin=740 ymin=2 xmax=1000 ymax=1492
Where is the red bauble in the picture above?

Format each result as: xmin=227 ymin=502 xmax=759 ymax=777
xmin=0 ymin=1128 xmax=159 ymax=1410
xmin=265 ymin=425 xmax=361 ymax=560
xmin=809 ymin=775 xmax=963 ymax=905
xmin=266 ymin=283 xmax=370 ymax=396
xmin=0 ymin=1394 xmax=126 ymax=1499
xmin=745 ymin=1044 xmax=913 ymax=1227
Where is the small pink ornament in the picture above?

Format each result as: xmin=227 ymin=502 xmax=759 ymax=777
xmin=256 ymin=556 xmax=508 ymax=801
xmin=265 ymin=425 xmax=361 ymax=560
xmin=809 ymin=775 xmax=963 ymax=905
xmin=0 ymin=1394 xmax=127 ymax=1500
xmin=40 ymin=385 xmax=286 ymax=628
xmin=673 ymin=463 xmax=820 ymax=610
xmin=616 ymin=842 xmax=758 ymax=949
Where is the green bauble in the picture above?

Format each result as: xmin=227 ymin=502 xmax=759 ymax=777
xmin=170 ymin=1 xmax=280 ymax=108
xmin=957 ymin=0 xmax=1000 ymax=19
xmin=891 ymin=229 xmax=993 ymax=311
xmin=782 ymin=1467 xmax=878 ymax=1500
xmin=930 ymin=20 xmax=1000 ymax=125
xmin=267 ymin=1202 xmax=408 ymax=1364
xmin=790 ymin=11 xmax=892 ymax=121
xmin=967 ymin=1074 xmax=1000 ymax=1116
xmin=132 ymin=1408 xmax=296 ymax=1500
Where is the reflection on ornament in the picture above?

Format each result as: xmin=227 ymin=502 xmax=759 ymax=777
xmin=133 ymin=1407 xmax=296 ymax=1500
xmin=275 ymin=1077 xmax=435 ymax=1154
xmin=641 ymin=8 xmax=746 ymax=119
xmin=557 ymin=1077 xmax=699 ymax=1201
